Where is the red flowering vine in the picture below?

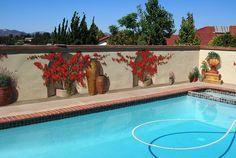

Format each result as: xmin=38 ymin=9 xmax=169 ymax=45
xmin=112 ymin=50 xmax=172 ymax=82
xmin=29 ymin=52 xmax=107 ymax=95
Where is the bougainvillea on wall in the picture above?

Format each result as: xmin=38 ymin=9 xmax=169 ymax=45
xmin=112 ymin=50 xmax=172 ymax=82
xmin=29 ymin=52 xmax=107 ymax=95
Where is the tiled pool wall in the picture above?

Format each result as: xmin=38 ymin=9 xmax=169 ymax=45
xmin=188 ymin=88 xmax=236 ymax=105
xmin=0 ymin=86 xmax=206 ymax=130
xmin=0 ymin=86 xmax=234 ymax=130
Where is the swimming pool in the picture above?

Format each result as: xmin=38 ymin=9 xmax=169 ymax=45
xmin=0 ymin=95 xmax=236 ymax=158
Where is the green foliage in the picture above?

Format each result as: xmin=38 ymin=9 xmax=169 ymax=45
xmin=141 ymin=0 xmax=175 ymax=45
xmin=176 ymin=13 xmax=200 ymax=45
xmin=108 ymin=0 xmax=175 ymax=45
xmin=69 ymin=11 xmax=80 ymax=44
xmin=201 ymin=61 xmax=209 ymax=71
xmin=0 ymin=67 xmax=17 ymax=88
xmin=118 ymin=13 xmax=139 ymax=31
xmin=209 ymin=33 xmax=236 ymax=47
xmin=206 ymin=51 xmax=220 ymax=61
xmin=0 ymin=75 xmax=11 ymax=87
xmin=52 ymin=18 xmax=69 ymax=44
xmin=108 ymin=30 xmax=139 ymax=45
xmin=86 ymin=17 xmax=99 ymax=44
xmin=109 ymin=25 xmax=119 ymax=35
xmin=188 ymin=72 xmax=194 ymax=82
xmin=0 ymin=35 xmax=17 ymax=45
xmin=193 ymin=67 xmax=200 ymax=78
xmin=52 ymin=11 xmax=103 ymax=45
xmin=31 ymin=32 xmax=52 ymax=45
xmin=78 ymin=14 xmax=88 ymax=44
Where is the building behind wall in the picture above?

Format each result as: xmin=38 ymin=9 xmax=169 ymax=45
xmin=167 ymin=25 xmax=236 ymax=46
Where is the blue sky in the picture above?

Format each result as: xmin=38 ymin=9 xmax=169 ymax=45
xmin=1 ymin=0 xmax=236 ymax=33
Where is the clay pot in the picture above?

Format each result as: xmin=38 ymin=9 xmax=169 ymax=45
xmin=208 ymin=59 xmax=220 ymax=74
xmin=86 ymin=60 xmax=100 ymax=95
xmin=208 ymin=59 xmax=220 ymax=66
xmin=0 ymin=87 xmax=14 ymax=106
xmin=193 ymin=77 xmax=198 ymax=82
xmin=96 ymin=75 xmax=107 ymax=94
xmin=138 ymin=78 xmax=153 ymax=87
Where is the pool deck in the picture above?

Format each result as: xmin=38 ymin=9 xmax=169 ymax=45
xmin=1 ymin=82 xmax=236 ymax=128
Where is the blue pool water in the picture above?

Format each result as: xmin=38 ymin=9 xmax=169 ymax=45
xmin=0 ymin=95 xmax=236 ymax=158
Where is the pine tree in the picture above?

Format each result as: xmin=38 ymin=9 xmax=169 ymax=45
xmin=87 ymin=17 xmax=99 ymax=44
xmin=176 ymin=13 xmax=200 ymax=45
xmin=78 ymin=14 xmax=88 ymax=44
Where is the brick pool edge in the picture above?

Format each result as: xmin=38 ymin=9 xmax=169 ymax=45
xmin=0 ymin=85 xmax=235 ymax=130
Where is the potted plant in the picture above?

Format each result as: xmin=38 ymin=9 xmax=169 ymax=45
xmin=0 ymin=67 xmax=18 ymax=106
xmin=193 ymin=67 xmax=200 ymax=82
xmin=205 ymin=51 xmax=220 ymax=74
xmin=200 ymin=60 xmax=209 ymax=77
xmin=169 ymin=72 xmax=175 ymax=85
xmin=188 ymin=72 xmax=194 ymax=82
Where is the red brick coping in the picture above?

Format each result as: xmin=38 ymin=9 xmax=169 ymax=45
xmin=0 ymin=85 xmax=235 ymax=130
xmin=1 ymin=45 xmax=236 ymax=54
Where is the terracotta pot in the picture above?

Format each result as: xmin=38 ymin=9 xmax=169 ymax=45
xmin=0 ymin=86 xmax=14 ymax=106
xmin=208 ymin=59 xmax=220 ymax=74
xmin=138 ymin=79 xmax=153 ymax=87
xmin=96 ymin=75 xmax=107 ymax=94
xmin=208 ymin=58 xmax=220 ymax=66
xmin=193 ymin=77 xmax=198 ymax=82
xmin=86 ymin=60 xmax=100 ymax=95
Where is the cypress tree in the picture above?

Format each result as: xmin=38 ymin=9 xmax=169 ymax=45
xmin=52 ymin=18 xmax=68 ymax=44
xmin=176 ymin=13 xmax=200 ymax=45
xmin=69 ymin=11 xmax=80 ymax=44
xmin=78 ymin=14 xmax=88 ymax=44
xmin=87 ymin=17 xmax=99 ymax=44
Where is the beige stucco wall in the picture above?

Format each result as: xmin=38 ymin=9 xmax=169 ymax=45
xmin=0 ymin=50 xmax=199 ymax=101
xmin=199 ymin=49 xmax=236 ymax=84
xmin=0 ymin=54 xmax=48 ymax=100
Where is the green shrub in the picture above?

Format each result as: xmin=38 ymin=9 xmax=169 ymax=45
xmin=209 ymin=33 xmax=236 ymax=47
xmin=201 ymin=61 xmax=209 ymax=71
xmin=0 ymin=67 xmax=17 ymax=88
xmin=0 ymin=74 xmax=11 ymax=87
xmin=206 ymin=51 xmax=220 ymax=61
xmin=193 ymin=67 xmax=200 ymax=78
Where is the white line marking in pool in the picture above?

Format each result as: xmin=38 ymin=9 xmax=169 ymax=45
xmin=131 ymin=119 xmax=236 ymax=150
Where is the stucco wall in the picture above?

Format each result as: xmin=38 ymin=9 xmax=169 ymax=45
xmin=199 ymin=49 xmax=236 ymax=84
xmin=0 ymin=49 xmax=199 ymax=101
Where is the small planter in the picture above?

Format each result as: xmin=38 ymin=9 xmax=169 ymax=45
xmin=0 ymin=87 xmax=14 ymax=106
xmin=56 ymin=89 xmax=70 ymax=97
xmin=96 ymin=75 xmax=107 ymax=94
xmin=207 ymin=58 xmax=220 ymax=74
xmin=138 ymin=79 xmax=153 ymax=87
xmin=201 ymin=70 xmax=206 ymax=78
xmin=193 ymin=77 xmax=198 ymax=82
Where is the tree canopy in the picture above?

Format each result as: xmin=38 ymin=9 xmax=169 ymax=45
xmin=108 ymin=0 xmax=175 ymax=45
xmin=176 ymin=13 xmax=200 ymax=45
xmin=209 ymin=33 xmax=236 ymax=47
xmin=52 ymin=11 xmax=103 ymax=45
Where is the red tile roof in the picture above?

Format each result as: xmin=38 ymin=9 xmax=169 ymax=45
xmin=98 ymin=35 xmax=110 ymax=42
xmin=166 ymin=25 xmax=236 ymax=46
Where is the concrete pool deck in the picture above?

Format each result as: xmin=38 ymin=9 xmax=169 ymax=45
xmin=0 ymin=82 xmax=236 ymax=128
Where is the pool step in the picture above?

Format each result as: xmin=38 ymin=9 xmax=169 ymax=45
xmin=188 ymin=91 xmax=236 ymax=105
